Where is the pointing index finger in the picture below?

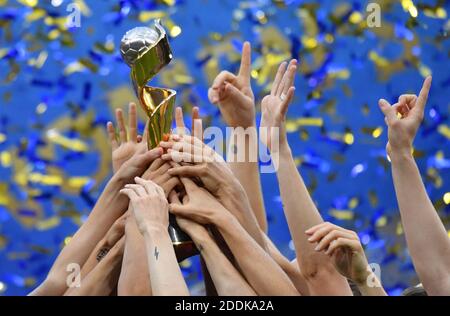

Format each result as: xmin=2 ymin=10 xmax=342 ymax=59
xmin=238 ymin=41 xmax=251 ymax=81
xmin=416 ymin=76 xmax=432 ymax=113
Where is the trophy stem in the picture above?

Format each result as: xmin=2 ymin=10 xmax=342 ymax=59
xmin=138 ymin=86 xmax=176 ymax=149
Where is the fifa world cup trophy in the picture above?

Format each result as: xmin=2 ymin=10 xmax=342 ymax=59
xmin=120 ymin=20 xmax=197 ymax=261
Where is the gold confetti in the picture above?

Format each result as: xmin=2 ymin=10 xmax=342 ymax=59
xmin=437 ymin=124 xmax=450 ymax=139
xmin=46 ymin=129 xmax=89 ymax=152
xmin=17 ymin=0 xmax=37 ymax=7
xmin=329 ymin=209 xmax=354 ymax=220
xmin=64 ymin=236 xmax=72 ymax=246
xmin=343 ymin=133 xmax=354 ymax=145
xmin=376 ymin=216 xmax=387 ymax=227
xmin=443 ymin=192 xmax=450 ymax=205
xmin=36 ymin=216 xmax=61 ymax=231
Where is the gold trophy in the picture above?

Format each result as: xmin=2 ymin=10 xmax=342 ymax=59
xmin=120 ymin=20 xmax=197 ymax=261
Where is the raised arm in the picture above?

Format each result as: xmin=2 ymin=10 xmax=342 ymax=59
xmin=64 ymin=236 xmax=125 ymax=296
xmin=260 ymin=60 xmax=352 ymax=295
xmin=378 ymin=76 xmax=450 ymax=295
xmin=29 ymin=147 xmax=162 ymax=296
xmin=71 ymin=213 xmax=126 ymax=288
xmin=306 ymin=222 xmax=387 ymax=296
xmin=169 ymin=177 xmax=298 ymax=295
xmin=121 ymin=178 xmax=189 ymax=296
xmin=169 ymin=191 xmax=256 ymax=296
xmin=263 ymin=234 xmax=310 ymax=295
xmin=208 ymin=42 xmax=267 ymax=232
xmin=161 ymin=135 xmax=266 ymax=249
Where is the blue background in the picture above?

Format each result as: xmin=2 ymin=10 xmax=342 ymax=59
xmin=0 ymin=0 xmax=449 ymax=295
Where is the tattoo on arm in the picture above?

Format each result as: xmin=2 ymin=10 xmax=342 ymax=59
xmin=96 ymin=247 xmax=110 ymax=262
xmin=154 ymin=246 xmax=159 ymax=261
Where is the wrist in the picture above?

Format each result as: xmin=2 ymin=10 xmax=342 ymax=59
xmin=213 ymin=210 xmax=236 ymax=232
xmin=389 ymin=148 xmax=414 ymax=164
xmin=190 ymin=229 xmax=213 ymax=249
xmin=110 ymin=170 xmax=128 ymax=187
xmin=142 ymin=223 xmax=168 ymax=238
xmin=221 ymin=177 xmax=245 ymax=201
xmin=353 ymin=270 xmax=372 ymax=287
xmin=272 ymin=140 xmax=291 ymax=155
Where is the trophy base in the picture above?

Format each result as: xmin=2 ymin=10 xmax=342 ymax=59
xmin=169 ymin=214 xmax=199 ymax=262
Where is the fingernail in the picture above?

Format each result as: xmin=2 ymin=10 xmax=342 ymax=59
xmin=307 ymin=237 xmax=314 ymax=241
xmin=314 ymin=245 xmax=320 ymax=251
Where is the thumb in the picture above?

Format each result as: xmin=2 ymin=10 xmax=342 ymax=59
xmin=415 ymin=76 xmax=432 ymax=115
xmin=168 ymin=165 xmax=203 ymax=178
xmin=169 ymin=203 xmax=190 ymax=216
xmin=378 ymin=99 xmax=397 ymax=124
xmin=280 ymin=86 xmax=295 ymax=117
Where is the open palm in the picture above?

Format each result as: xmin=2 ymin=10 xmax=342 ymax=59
xmin=260 ymin=60 xmax=297 ymax=151
xmin=107 ymin=103 xmax=148 ymax=173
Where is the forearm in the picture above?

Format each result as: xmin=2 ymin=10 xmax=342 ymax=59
xmin=34 ymin=175 xmax=128 ymax=295
xmin=391 ymin=153 xmax=450 ymax=295
xmin=355 ymin=271 xmax=387 ymax=296
xmin=77 ymin=237 xmax=110 ymax=279
xmin=219 ymin=186 xmax=267 ymax=250
xmin=215 ymin=213 xmax=298 ymax=296
xmin=143 ymin=225 xmax=189 ymax=296
xmin=357 ymin=283 xmax=387 ymax=296
xmin=228 ymin=133 xmax=267 ymax=233
xmin=274 ymin=142 xmax=351 ymax=294
xmin=117 ymin=216 xmax=152 ymax=295
xmin=64 ymin=241 xmax=123 ymax=296
xmin=192 ymin=229 xmax=256 ymax=296
xmin=264 ymin=235 xmax=310 ymax=295
xmin=274 ymin=143 xmax=322 ymax=256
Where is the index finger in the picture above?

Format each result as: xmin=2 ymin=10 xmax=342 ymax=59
xmin=175 ymin=107 xmax=185 ymax=129
xmin=128 ymin=103 xmax=137 ymax=142
xmin=180 ymin=177 xmax=197 ymax=194
xmin=238 ymin=41 xmax=251 ymax=81
xmin=416 ymin=76 xmax=432 ymax=112
xmin=168 ymin=190 xmax=181 ymax=205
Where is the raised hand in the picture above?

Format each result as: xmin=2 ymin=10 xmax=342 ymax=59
xmin=141 ymin=158 xmax=180 ymax=197
xmin=305 ymin=222 xmax=371 ymax=285
xmin=174 ymin=106 xmax=202 ymax=139
xmin=107 ymin=103 xmax=148 ymax=173
xmin=208 ymin=42 xmax=255 ymax=128
xmin=120 ymin=177 xmax=169 ymax=234
xmin=378 ymin=76 xmax=432 ymax=158
xmin=168 ymin=177 xmax=227 ymax=225
xmin=160 ymin=135 xmax=238 ymax=196
xmin=160 ymin=134 xmax=266 ymax=247
xmin=169 ymin=191 xmax=209 ymax=238
xmin=114 ymin=146 xmax=163 ymax=184
xmin=260 ymin=59 xmax=297 ymax=152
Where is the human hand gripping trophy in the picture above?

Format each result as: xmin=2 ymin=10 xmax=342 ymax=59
xmin=120 ymin=20 xmax=197 ymax=261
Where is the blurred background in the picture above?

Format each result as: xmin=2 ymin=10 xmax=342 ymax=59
xmin=0 ymin=0 xmax=449 ymax=296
